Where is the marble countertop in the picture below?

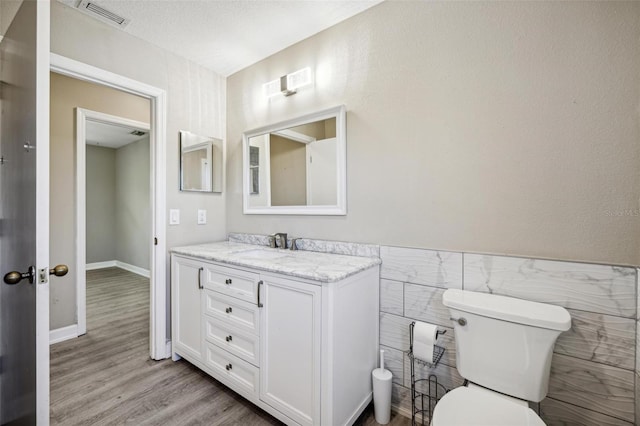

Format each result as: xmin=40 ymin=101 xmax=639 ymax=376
xmin=170 ymin=241 xmax=381 ymax=283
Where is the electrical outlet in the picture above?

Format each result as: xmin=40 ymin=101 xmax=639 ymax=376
xmin=169 ymin=209 xmax=180 ymax=225
xmin=197 ymin=209 xmax=207 ymax=225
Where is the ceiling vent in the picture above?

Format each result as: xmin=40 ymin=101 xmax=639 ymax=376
xmin=76 ymin=1 xmax=131 ymax=29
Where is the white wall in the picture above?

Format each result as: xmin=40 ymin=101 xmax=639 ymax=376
xmin=227 ymin=1 xmax=640 ymax=267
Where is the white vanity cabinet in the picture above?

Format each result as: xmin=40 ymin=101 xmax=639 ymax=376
xmin=170 ymin=251 xmax=379 ymax=426
xmin=171 ymin=256 xmax=204 ymax=360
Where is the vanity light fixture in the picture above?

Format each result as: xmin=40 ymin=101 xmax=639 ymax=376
xmin=264 ymin=67 xmax=312 ymax=98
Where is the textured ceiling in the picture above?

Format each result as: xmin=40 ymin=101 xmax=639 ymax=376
xmin=57 ymin=0 xmax=383 ymax=77
xmin=86 ymin=121 xmax=148 ymax=149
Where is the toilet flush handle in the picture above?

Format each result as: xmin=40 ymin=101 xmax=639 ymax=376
xmin=450 ymin=317 xmax=467 ymax=326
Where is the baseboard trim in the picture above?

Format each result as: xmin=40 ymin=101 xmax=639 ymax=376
xmin=85 ymin=260 xmax=117 ymax=270
xmin=50 ymin=324 xmax=78 ymax=345
xmin=115 ymin=261 xmax=150 ymax=278
xmin=85 ymin=260 xmax=150 ymax=278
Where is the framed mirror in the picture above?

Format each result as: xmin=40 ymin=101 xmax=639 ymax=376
xmin=242 ymin=105 xmax=346 ymax=215
xmin=180 ymin=131 xmax=223 ymax=193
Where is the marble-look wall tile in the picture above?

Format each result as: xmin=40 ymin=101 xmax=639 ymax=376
xmin=403 ymin=356 xmax=464 ymax=395
xmin=548 ymin=353 xmax=635 ymax=422
xmin=554 ymin=309 xmax=636 ymax=370
xmin=391 ymin=383 xmax=412 ymax=418
xmin=464 ymin=254 xmax=637 ymax=318
xmin=540 ymin=398 xmax=634 ymax=426
xmin=404 ymin=284 xmax=451 ymax=328
xmin=380 ymin=313 xmax=413 ymax=351
xmin=635 ymin=372 xmax=639 ymax=426
xmin=380 ymin=246 xmax=462 ymax=289
xmin=380 ymin=312 xmax=455 ymax=368
xmin=380 ymin=345 xmax=404 ymax=386
xmin=381 ymin=279 xmax=403 ymax=315
xmin=636 ymin=319 xmax=639 ymax=374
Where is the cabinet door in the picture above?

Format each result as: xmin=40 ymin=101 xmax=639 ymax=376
xmin=171 ymin=256 xmax=204 ymax=360
xmin=259 ymin=277 xmax=321 ymax=426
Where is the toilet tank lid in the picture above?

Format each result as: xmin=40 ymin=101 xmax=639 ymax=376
xmin=442 ymin=289 xmax=571 ymax=331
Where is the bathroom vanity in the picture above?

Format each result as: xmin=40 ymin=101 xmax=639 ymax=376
xmin=170 ymin=241 xmax=381 ymax=426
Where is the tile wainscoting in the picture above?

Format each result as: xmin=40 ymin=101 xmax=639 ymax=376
xmin=227 ymin=234 xmax=638 ymax=424
xmin=381 ymin=246 xmax=638 ymax=425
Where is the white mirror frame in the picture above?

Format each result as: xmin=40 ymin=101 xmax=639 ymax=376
xmin=242 ymin=105 xmax=346 ymax=215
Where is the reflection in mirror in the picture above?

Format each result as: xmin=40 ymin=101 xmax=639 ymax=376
xmin=243 ymin=105 xmax=346 ymax=215
xmin=180 ymin=131 xmax=223 ymax=193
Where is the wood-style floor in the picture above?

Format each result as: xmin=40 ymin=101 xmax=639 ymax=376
xmin=50 ymin=267 xmax=409 ymax=426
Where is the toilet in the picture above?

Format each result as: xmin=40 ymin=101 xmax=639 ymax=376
xmin=431 ymin=289 xmax=571 ymax=426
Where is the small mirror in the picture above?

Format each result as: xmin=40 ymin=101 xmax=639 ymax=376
xmin=243 ymin=105 xmax=346 ymax=215
xmin=180 ymin=131 xmax=223 ymax=193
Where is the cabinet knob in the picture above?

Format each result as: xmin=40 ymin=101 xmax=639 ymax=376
xmin=225 ymin=278 xmax=233 ymax=285
xmin=225 ymin=335 xmax=233 ymax=342
xmin=225 ymin=307 xmax=233 ymax=314
xmin=225 ymin=363 xmax=233 ymax=371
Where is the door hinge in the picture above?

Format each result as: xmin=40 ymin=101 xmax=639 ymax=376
xmin=154 ymin=237 xmax=158 ymax=246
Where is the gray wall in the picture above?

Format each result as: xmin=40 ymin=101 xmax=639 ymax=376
xmin=86 ymin=145 xmax=116 ymax=263
xmin=226 ymin=1 xmax=640 ymax=267
xmin=116 ymin=137 xmax=150 ymax=270
xmin=50 ymin=1 xmax=226 ymax=331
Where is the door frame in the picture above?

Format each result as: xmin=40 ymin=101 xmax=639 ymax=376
xmin=75 ymin=108 xmax=151 ymax=337
xmin=50 ymin=53 xmax=169 ymax=360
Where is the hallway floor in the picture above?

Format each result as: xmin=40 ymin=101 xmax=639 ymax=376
xmin=50 ymin=267 xmax=409 ymax=425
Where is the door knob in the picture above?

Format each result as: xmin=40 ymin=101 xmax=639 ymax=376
xmin=49 ymin=264 xmax=69 ymax=277
xmin=4 ymin=266 xmax=36 ymax=285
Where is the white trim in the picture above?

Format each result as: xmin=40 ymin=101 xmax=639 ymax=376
xmin=85 ymin=260 xmax=150 ymax=277
xmin=85 ymin=260 xmax=117 ymax=270
xmin=115 ymin=261 xmax=150 ymax=278
xmin=36 ymin=2 xmax=51 ymax=424
xmin=242 ymin=105 xmax=347 ymax=215
xmin=49 ymin=325 xmax=78 ymax=345
xmin=50 ymin=53 xmax=169 ymax=360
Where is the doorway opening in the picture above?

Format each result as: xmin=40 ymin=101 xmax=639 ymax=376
xmin=49 ymin=54 xmax=168 ymax=360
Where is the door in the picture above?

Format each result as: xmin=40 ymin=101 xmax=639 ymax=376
xmin=0 ymin=1 xmax=51 ymax=424
xmin=259 ymin=277 xmax=321 ymax=426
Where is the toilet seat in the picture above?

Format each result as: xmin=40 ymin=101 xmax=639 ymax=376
xmin=431 ymin=385 xmax=546 ymax=426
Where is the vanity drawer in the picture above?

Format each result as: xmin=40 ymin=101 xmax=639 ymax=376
xmin=205 ymin=264 xmax=259 ymax=304
xmin=204 ymin=317 xmax=259 ymax=366
xmin=205 ymin=342 xmax=259 ymax=397
xmin=203 ymin=290 xmax=260 ymax=335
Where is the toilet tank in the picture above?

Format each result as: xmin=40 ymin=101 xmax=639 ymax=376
xmin=442 ymin=289 xmax=571 ymax=402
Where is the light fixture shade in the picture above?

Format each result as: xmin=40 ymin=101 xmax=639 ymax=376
xmin=287 ymin=67 xmax=312 ymax=91
xmin=264 ymin=78 xmax=281 ymax=97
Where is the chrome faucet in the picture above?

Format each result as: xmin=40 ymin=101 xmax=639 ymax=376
xmin=274 ymin=233 xmax=288 ymax=249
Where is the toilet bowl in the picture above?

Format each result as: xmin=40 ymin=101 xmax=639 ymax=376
xmin=431 ymin=384 xmax=545 ymax=426
xmin=431 ymin=289 xmax=571 ymax=426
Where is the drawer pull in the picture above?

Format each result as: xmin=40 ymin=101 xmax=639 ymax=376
xmin=225 ymin=363 xmax=233 ymax=371
xmin=225 ymin=278 xmax=233 ymax=285
xmin=225 ymin=307 xmax=233 ymax=314
xmin=257 ymin=280 xmax=264 ymax=307
xmin=225 ymin=335 xmax=233 ymax=342
xmin=197 ymin=267 xmax=204 ymax=289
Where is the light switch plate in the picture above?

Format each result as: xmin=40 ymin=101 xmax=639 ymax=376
xmin=169 ymin=209 xmax=180 ymax=225
xmin=197 ymin=209 xmax=207 ymax=225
